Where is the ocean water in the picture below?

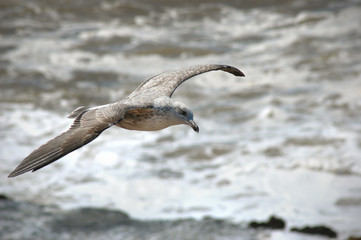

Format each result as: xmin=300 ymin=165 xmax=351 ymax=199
xmin=1 ymin=0 xmax=361 ymax=239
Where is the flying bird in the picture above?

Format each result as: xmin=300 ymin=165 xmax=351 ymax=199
xmin=8 ymin=64 xmax=245 ymax=177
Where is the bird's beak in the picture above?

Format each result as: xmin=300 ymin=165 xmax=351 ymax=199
xmin=187 ymin=119 xmax=199 ymax=133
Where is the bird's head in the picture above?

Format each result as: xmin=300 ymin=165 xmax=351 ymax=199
xmin=173 ymin=102 xmax=199 ymax=133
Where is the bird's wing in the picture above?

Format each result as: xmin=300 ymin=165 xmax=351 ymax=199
xmin=8 ymin=104 xmax=124 ymax=178
xmin=127 ymin=64 xmax=245 ymax=100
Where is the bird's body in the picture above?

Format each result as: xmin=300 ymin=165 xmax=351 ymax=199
xmin=119 ymin=107 xmax=171 ymax=131
xmin=8 ymin=64 xmax=244 ymax=177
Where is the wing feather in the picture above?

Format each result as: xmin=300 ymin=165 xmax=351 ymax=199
xmin=8 ymin=109 xmax=113 ymax=177
xmin=127 ymin=64 xmax=244 ymax=100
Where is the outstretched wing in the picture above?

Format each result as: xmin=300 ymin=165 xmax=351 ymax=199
xmin=127 ymin=64 xmax=245 ymax=100
xmin=8 ymin=106 xmax=121 ymax=178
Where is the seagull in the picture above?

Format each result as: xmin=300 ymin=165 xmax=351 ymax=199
xmin=8 ymin=64 xmax=244 ymax=177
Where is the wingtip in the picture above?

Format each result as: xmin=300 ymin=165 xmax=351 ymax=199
xmin=237 ymin=70 xmax=246 ymax=77
xmin=8 ymin=172 xmax=18 ymax=178
xmin=8 ymin=168 xmax=18 ymax=178
xmin=221 ymin=65 xmax=245 ymax=77
xmin=8 ymin=169 xmax=26 ymax=178
xmin=8 ymin=163 xmax=35 ymax=178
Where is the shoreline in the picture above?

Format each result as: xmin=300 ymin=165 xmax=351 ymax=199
xmin=1 ymin=194 xmax=355 ymax=240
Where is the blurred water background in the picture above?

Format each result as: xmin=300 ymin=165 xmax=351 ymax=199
xmin=1 ymin=0 xmax=361 ymax=239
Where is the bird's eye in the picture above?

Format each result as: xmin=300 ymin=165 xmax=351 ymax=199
xmin=180 ymin=110 xmax=187 ymax=116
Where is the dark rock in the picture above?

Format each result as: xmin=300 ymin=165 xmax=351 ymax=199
xmin=290 ymin=225 xmax=337 ymax=238
xmin=347 ymin=236 xmax=361 ymax=240
xmin=50 ymin=207 xmax=131 ymax=232
xmin=248 ymin=215 xmax=286 ymax=229
xmin=0 ymin=194 xmax=9 ymax=200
